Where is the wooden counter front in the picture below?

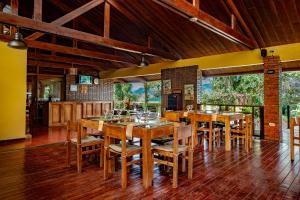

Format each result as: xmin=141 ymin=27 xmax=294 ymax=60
xmin=49 ymin=101 xmax=113 ymax=127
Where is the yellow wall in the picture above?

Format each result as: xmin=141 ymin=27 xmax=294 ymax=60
xmin=101 ymin=42 xmax=300 ymax=79
xmin=0 ymin=41 xmax=27 ymax=141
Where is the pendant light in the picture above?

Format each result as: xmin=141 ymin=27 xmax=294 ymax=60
xmin=138 ymin=55 xmax=148 ymax=67
xmin=7 ymin=28 xmax=27 ymax=49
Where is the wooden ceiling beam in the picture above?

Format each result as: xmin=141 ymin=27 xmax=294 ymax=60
xmin=26 ymin=0 xmax=104 ymax=40
xmin=0 ymin=34 xmax=131 ymax=64
xmin=0 ymin=11 xmax=177 ymax=60
xmin=0 ymin=33 xmax=136 ymax=64
xmin=27 ymin=53 xmax=106 ymax=70
xmin=27 ymin=40 xmax=136 ymax=64
xmin=224 ymin=0 xmax=259 ymax=47
xmin=33 ymin=0 xmax=42 ymax=21
xmin=153 ymin=0 xmax=256 ymax=49
xmin=27 ymin=59 xmax=93 ymax=69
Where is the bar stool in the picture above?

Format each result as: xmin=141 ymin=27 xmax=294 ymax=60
xmin=290 ymin=117 xmax=300 ymax=161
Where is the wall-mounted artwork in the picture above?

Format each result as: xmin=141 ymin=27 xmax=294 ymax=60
xmin=163 ymin=80 xmax=171 ymax=94
xmin=184 ymin=84 xmax=194 ymax=100
xmin=80 ymin=85 xmax=88 ymax=94
xmin=70 ymin=84 xmax=78 ymax=92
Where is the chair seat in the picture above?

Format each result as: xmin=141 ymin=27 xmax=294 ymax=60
xmin=153 ymin=144 xmax=187 ymax=153
xmin=151 ymin=137 xmax=173 ymax=145
xmin=109 ymin=143 xmax=141 ymax=153
xmin=71 ymin=136 xmax=103 ymax=144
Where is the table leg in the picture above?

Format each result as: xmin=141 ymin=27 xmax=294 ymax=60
xmin=142 ymin=129 xmax=152 ymax=189
xmin=208 ymin=124 xmax=212 ymax=152
xmin=291 ymin=126 xmax=294 ymax=161
xmin=225 ymin=118 xmax=231 ymax=151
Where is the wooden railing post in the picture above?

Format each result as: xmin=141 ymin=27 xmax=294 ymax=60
xmin=287 ymin=105 xmax=290 ymax=129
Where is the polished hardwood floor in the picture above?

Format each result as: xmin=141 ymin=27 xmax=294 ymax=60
xmin=0 ymin=126 xmax=299 ymax=199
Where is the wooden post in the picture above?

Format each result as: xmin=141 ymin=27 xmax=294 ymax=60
xmin=33 ymin=0 xmax=42 ymax=21
xmin=104 ymin=2 xmax=110 ymax=38
xmin=0 ymin=3 xmax=4 ymax=34
xmin=231 ymin=14 xmax=236 ymax=30
xmin=10 ymin=0 xmax=18 ymax=35
xmin=192 ymin=0 xmax=200 ymax=9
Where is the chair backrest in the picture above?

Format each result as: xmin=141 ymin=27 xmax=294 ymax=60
xmin=291 ymin=117 xmax=300 ymax=127
xmin=189 ymin=113 xmax=213 ymax=129
xmin=103 ymin=123 xmax=128 ymax=154
xmin=164 ymin=111 xmax=181 ymax=122
xmin=67 ymin=120 xmax=79 ymax=142
xmin=173 ymin=123 xmax=194 ymax=153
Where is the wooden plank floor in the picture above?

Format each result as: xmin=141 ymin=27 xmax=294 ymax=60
xmin=0 ymin=139 xmax=299 ymax=200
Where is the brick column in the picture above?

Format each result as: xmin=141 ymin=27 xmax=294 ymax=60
xmin=263 ymin=56 xmax=282 ymax=140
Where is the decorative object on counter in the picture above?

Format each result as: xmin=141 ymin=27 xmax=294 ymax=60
xmin=163 ymin=79 xmax=171 ymax=94
xmin=184 ymin=84 xmax=194 ymax=100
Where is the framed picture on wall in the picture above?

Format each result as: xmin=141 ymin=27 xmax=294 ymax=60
xmin=184 ymin=84 xmax=194 ymax=100
xmin=163 ymin=79 xmax=171 ymax=94
xmin=70 ymin=84 xmax=78 ymax=92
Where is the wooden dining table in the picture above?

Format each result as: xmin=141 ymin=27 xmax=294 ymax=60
xmin=166 ymin=111 xmax=244 ymax=151
xmin=80 ymin=117 xmax=174 ymax=189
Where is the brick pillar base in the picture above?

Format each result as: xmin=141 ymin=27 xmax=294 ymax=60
xmin=263 ymin=56 xmax=281 ymax=141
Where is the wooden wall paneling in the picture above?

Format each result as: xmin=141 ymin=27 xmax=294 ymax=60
xmin=85 ymin=102 xmax=94 ymax=117
xmin=94 ymin=102 xmax=102 ymax=116
xmin=48 ymin=103 xmax=63 ymax=126
xmin=49 ymin=101 xmax=112 ymax=126
xmin=76 ymin=103 xmax=83 ymax=121
xmin=63 ymin=102 xmax=75 ymax=123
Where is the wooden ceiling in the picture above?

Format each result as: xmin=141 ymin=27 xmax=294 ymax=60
xmin=1 ymin=0 xmax=300 ymax=72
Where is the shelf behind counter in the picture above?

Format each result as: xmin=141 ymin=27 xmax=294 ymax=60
xmin=49 ymin=101 xmax=113 ymax=127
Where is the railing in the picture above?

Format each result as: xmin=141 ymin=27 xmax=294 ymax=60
xmin=198 ymin=103 xmax=264 ymax=139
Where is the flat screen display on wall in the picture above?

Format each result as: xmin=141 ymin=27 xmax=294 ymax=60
xmin=79 ymin=75 xmax=92 ymax=84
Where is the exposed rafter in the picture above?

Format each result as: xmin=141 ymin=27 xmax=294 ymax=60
xmin=26 ymin=0 xmax=104 ymax=40
xmin=0 ymin=11 xmax=177 ymax=60
xmin=224 ymin=0 xmax=258 ymax=47
xmin=28 ymin=40 xmax=137 ymax=64
xmin=27 ymin=53 xmax=107 ymax=70
xmin=0 ymin=34 xmax=137 ymax=64
xmin=152 ymin=0 xmax=256 ymax=49
xmin=27 ymin=59 xmax=95 ymax=70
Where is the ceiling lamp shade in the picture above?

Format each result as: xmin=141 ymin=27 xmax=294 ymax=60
xmin=7 ymin=31 xmax=27 ymax=49
xmin=138 ymin=55 xmax=148 ymax=68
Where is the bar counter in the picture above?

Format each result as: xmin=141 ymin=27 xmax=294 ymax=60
xmin=48 ymin=101 xmax=113 ymax=127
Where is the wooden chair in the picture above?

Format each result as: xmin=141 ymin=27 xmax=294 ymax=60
xmin=152 ymin=123 xmax=194 ymax=188
xmin=190 ymin=113 xmax=221 ymax=151
xmin=103 ymin=123 xmax=142 ymax=189
xmin=164 ymin=111 xmax=182 ymax=122
xmin=290 ymin=117 xmax=300 ymax=161
xmin=66 ymin=120 xmax=104 ymax=173
xmin=230 ymin=114 xmax=253 ymax=152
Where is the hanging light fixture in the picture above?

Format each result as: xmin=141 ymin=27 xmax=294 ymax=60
xmin=7 ymin=27 xmax=27 ymax=49
xmin=138 ymin=55 xmax=148 ymax=68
